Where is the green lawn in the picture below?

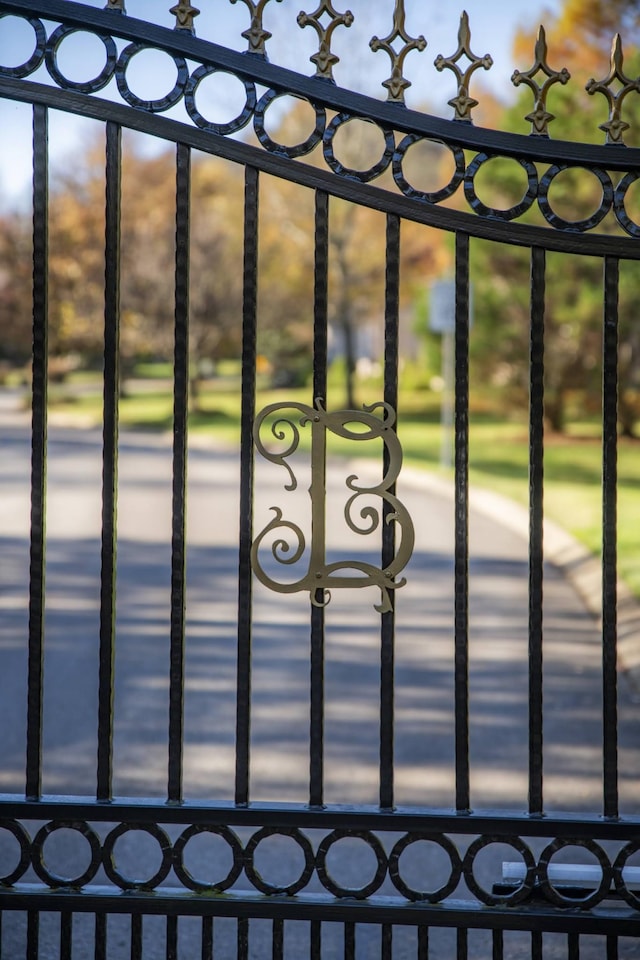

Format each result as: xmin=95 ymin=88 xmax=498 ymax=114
xmin=45 ymin=376 xmax=640 ymax=599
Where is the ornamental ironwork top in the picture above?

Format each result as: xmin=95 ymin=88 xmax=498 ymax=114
xmin=4 ymin=0 xmax=640 ymax=250
xmin=92 ymin=0 xmax=640 ymax=142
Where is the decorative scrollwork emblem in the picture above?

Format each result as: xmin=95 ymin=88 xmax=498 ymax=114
xmin=369 ymin=0 xmax=426 ymax=104
xmin=434 ymin=10 xmax=492 ymax=122
xmin=586 ymin=34 xmax=640 ymax=145
xmin=251 ymin=400 xmax=415 ymax=613
xmin=297 ymin=0 xmax=354 ymax=81
xmin=230 ymin=0 xmax=283 ymax=57
xmin=511 ymin=26 xmax=570 ymax=137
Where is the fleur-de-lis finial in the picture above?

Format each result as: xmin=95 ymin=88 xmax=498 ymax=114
xmin=511 ymin=26 xmax=570 ymax=136
xmin=230 ymin=0 xmax=283 ymax=57
xmin=434 ymin=11 xmax=492 ymax=122
xmin=369 ymin=0 xmax=426 ymax=104
xmin=297 ymin=0 xmax=354 ymax=81
xmin=586 ymin=34 xmax=640 ymax=145
xmin=170 ymin=0 xmax=200 ymax=33
xmin=104 ymin=0 xmax=126 ymax=10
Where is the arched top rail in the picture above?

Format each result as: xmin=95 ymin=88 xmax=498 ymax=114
xmin=3 ymin=0 xmax=640 ymax=253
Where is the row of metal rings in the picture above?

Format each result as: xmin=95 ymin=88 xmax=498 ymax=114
xmin=0 ymin=16 xmax=249 ymax=127
xmin=2 ymin=820 xmax=640 ymax=910
xmin=2 ymin=17 xmax=640 ymax=236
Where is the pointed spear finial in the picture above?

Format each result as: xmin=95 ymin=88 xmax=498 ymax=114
xmin=511 ymin=25 xmax=570 ymax=136
xmin=586 ymin=33 xmax=640 ymax=144
xmin=369 ymin=0 xmax=427 ymax=104
xmin=434 ymin=11 xmax=493 ymax=122
xmin=170 ymin=1 xmax=200 ymax=33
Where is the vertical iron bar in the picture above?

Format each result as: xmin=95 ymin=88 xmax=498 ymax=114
xmin=168 ymin=142 xmax=191 ymax=804
xmin=201 ymin=916 xmax=213 ymax=960
xmin=344 ymin=923 xmax=355 ymax=959
xmin=97 ymin=120 xmax=122 ymax=802
xmin=60 ymin=911 xmax=72 ymax=960
xmin=313 ymin=190 xmax=329 ymax=403
xmin=272 ymin=918 xmax=284 ymax=960
xmin=529 ymin=246 xmax=545 ymax=816
xmin=27 ymin=911 xmax=39 ymax=960
xmin=380 ymin=213 xmax=400 ymax=811
xmin=607 ymin=935 xmax=619 ymax=959
xmin=95 ymin=913 xmax=107 ymax=960
xmin=492 ymin=929 xmax=503 ymax=960
xmin=531 ymin=931 xmax=543 ymax=960
xmin=310 ymin=189 xmax=329 ymax=807
xmin=235 ymin=166 xmax=259 ymax=806
xmin=457 ymin=928 xmax=468 ymax=960
xmin=310 ymin=918 xmax=321 ymax=959
xmin=26 ymin=103 xmax=48 ymax=801
xmin=454 ymin=231 xmax=470 ymax=813
xmin=381 ymin=922 xmax=392 ymax=959
xmin=130 ymin=914 xmax=142 ymax=960
xmin=238 ymin=917 xmax=249 ymax=960
xmin=417 ymin=926 xmax=429 ymax=959
xmin=568 ymin=933 xmax=579 ymax=960
xmin=602 ymin=256 xmax=619 ymax=820
xmin=166 ymin=916 xmax=178 ymax=960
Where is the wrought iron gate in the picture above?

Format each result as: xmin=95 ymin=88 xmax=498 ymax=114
xmin=0 ymin=0 xmax=639 ymax=956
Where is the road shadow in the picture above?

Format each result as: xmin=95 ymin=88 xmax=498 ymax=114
xmin=1 ymin=534 xmax=637 ymax=814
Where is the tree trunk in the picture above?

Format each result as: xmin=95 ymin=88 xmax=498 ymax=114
xmin=545 ymin=390 xmax=566 ymax=433
xmin=189 ymin=372 xmax=202 ymax=413
xmin=341 ymin=311 xmax=357 ymax=410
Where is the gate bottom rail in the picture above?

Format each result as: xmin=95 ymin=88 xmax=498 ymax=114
xmin=1 ymin=799 xmax=640 ymax=928
xmin=0 ymin=885 xmax=639 ymax=936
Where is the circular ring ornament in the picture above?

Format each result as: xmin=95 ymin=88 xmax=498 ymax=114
xmin=102 ymin=822 xmax=172 ymax=890
xmin=0 ymin=15 xmax=46 ymax=79
xmin=173 ymin=824 xmax=243 ymax=893
xmin=316 ymin=829 xmax=387 ymax=899
xmin=613 ymin=842 xmax=640 ymax=910
xmin=539 ymin=164 xmax=613 ymax=232
xmin=462 ymin=836 xmax=536 ymax=906
xmin=614 ymin=171 xmax=640 ymax=238
xmin=388 ymin=832 xmax=462 ymax=902
xmin=0 ymin=820 xmax=31 ymax=886
xmin=323 ymin=113 xmax=395 ymax=183
xmin=254 ymin=89 xmax=325 ymax=158
xmin=185 ymin=65 xmax=256 ymax=136
xmin=45 ymin=25 xmax=117 ymax=94
xmin=244 ymin=827 xmax=315 ymax=895
xmin=32 ymin=821 xmax=101 ymax=888
xmin=464 ymin=153 xmax=538 ymax=221
xmin=393 ymin=134 xmax=465 ymax=204
xmin=537 ymin=838 xmax=612 ymax=909
xmin=116 ymin=44 xmax=189 ymax=113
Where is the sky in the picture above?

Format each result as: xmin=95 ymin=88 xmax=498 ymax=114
xmin=0 ymin=0 xmax=562 ymax=203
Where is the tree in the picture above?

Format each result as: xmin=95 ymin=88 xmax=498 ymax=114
xmin=0 ymin=210 xmax=32 ymax=366
xmin=17 ymin=137 xmax=246 ymax=402
xmin=468 ymin=3 xmax=640 ymax=435
xmin=254 ymin=99 xmax=447 ymax=405
xmin=551 ymin=0 xmax=640 ymax=51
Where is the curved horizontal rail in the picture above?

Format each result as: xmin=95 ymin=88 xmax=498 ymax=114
xmin=2 ymin=75 xmax=640 ymax=259
xmin=2 ymin=0 xmax=640 ymax=169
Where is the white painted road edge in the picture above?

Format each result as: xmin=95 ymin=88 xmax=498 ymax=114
xmin=349 ymin=459 xmax=640 ymax=689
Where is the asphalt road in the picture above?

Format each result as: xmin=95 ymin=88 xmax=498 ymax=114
xmin=1 ymin=392 xmax=639 ymax=957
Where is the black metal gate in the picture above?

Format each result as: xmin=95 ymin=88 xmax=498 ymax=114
xmin=1 ymin=0 xmax=639 ymax=956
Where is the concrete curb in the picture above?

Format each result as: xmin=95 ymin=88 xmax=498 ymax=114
xmin=395 ymin=465 xmax=640 ymax=692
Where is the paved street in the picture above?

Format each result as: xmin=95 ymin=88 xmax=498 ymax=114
xmin=1 ymin=391 xmax=639 ymax=957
